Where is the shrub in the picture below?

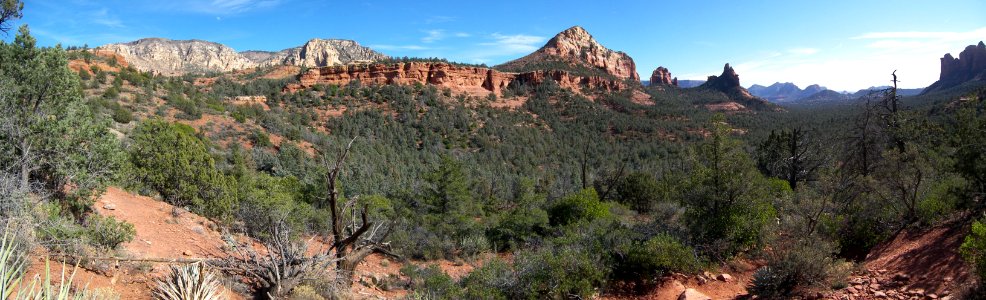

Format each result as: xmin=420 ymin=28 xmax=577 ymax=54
xmin=613 ymin=172 xmax=662 ymax=212
xmin=128 ymin=119 xmax=237 ymax=219
xmin=459 ymin=258 xmax=515 ymax=300
xmin=249 ymin=129 xmax=273 ymax=148
xmin=962 ymin=219 xmax=986 ymax=281
xmin=613 ymin=233 xmax=701 ymax=287
xmin=102 ymin=86 xmax=120 ymax=99
xmin=111 ymin=105 xmax=133 ymax=124
xmin=78 ymin=69 xmax=91 ymax=81
xmin=84 ymin=215 xmax=135 ymax=249
xmin=548 ymin=188 xmax=611 ymax=227
xmin=487 ymin=207 xmax=548 ymax=251
xmin=915 ymin=174 xmax=967 ymax=225
xmin=748 ymin=240 xmax=843 ymax=298
xmin=153 ymin=263 xmax=225 ymax=300
xmin=288 ymin=285 xmax=325 ymax=300
xmin=402 ymin=264 xmax=462 ymax=300
xmin=513 ymin=245 xmax=608 ymax=299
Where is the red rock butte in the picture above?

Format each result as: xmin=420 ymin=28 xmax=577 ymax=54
xmin=286 ymin=62 xmax=628 ymax=95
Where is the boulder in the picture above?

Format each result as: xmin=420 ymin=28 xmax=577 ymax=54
xmin=678 ymin=288 xmax=711 ymax=300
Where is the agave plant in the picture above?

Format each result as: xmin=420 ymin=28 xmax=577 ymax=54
xmin=0 ymin=227 xmax=26 ymax=299
xmin=0 ymin=224 xmax=87 ymax=300
xmin=16 ymin=259 xmax=86 ymax=300
xmin=153 ymin=263 xmax=224 ymax=300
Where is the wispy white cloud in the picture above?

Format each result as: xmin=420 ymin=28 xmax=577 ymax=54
xmin=420 ymin=30 xmax=471 ymax=43
xmin=424 ymin=16 xmax=456 ymax=24
xmin=481 ymin=33 xmax=545 ymax=53
xmin=90 ymin=8 xmax=124 ymax=28
xmin=371 ymin=44 xmax=431 ymax=51
xmin=422 ymin=30 xmax=445 ymax=43
xmin=157 ymin=0 xmax=283 ymax=15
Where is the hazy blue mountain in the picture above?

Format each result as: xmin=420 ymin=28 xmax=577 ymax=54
xmin=677 ymin=80 xmax=705 ymax=88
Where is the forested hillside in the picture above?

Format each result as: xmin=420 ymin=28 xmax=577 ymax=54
xmin=2 ymin=2 xmax=986 ymax=299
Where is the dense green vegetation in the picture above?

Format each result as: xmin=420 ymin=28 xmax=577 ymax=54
xmin=3 ymin=2 xmax=986 ymax=298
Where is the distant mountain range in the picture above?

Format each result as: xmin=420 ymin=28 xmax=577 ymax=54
xmin=97 ymin=38 xmax=386 ymax=75
xmin=744 ymin=82 xmax=926 ymax=104
xmin=677 ymin=80 xmax=706 ymax=88
xmin=748 ymin=82 xmax=826 ymax=103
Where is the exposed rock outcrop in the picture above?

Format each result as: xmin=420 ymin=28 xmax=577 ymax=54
xmin=98 ymin=38 xmax=256 ymax=75
xmin=248 ymin=39 xmax=387 ymax=68
xmin=649 ymin=66 xmax=677 ymax=87
xmin=699 ymin=64 xmax=774 ymax=110
xmin=702 ymin=63 xmax=743 ymax=92
xmin=288 ymin=62 xmax=627 ymax=95
xmin=98 ymin=38 xmax=387 ymax=75
xmin=496 ymin=26 xmax=640 ymax=82
xmin=923 ymin=41 xmax=986 ymax=94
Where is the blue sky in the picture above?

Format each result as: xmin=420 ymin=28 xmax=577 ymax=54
xmin=9 ymin=0 xmax=986 ymax=90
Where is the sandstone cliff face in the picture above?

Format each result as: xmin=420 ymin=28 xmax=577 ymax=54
xmin=98 ymin=38 xmax=387 ymax=75
xmin=496 ymin=26 xmax=640 ymax=82
xmin=649 ymin=66 xmax=677 ymax=86
xmin=289 ymin=62 xmax=627 ymax=95
xmin=923 ymin=41 xmax=986 ymax=94
xmin=99 ymin=38 xmax=256 ymax=75
xmin=250 ymin=39 xmax=387 ymax=68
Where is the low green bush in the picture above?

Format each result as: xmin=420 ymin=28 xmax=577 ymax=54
xmin=401 ymin=264 xmax=462 ymax=300
xmin=460 ymin=258 xmax=515 ymax=300
xmin=513 ymin=245 xmax=608 ymax=300
xmin=613 ymin=233 xmax=701 ymax=287
xmin=962 ymin=219 xmax=986 ymax=281
xmin=112 ymin=105 xmax=133 ymax=123
xmin=84 ymin=215 xmax=136 ymax=249
xmin=548 ymin=188 xmax=611 ymax=227
xmin=748 ymin=240 xmax=843 ymax=298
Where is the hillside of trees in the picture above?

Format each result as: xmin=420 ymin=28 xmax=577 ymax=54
xmin=3 ymin=2 xmax=986 ymax=299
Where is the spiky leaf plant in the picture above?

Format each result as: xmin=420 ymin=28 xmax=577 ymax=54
xmin=0 ymin=227 xmax=26 ymax=299
xmin=16 ymin=259 xmax=86 ymax=300
xmin=153 ymin=263 xmax=224 ymax=300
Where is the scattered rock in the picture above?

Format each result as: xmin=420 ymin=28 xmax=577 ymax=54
xmin=928 ymin=293 xmax=939 ymax=299
xmin=717 ymin=273 xmax=733 ymax=282
xmin=182 ymin=250 xmax=192 ymax=256
xmin=191 ymin=225 xmax=205 ymax=234
xmin=893 ymin=273 xmax=910 ymax=282
xmin=678 ymin=288 xmax=711 ymax=300
xmin=103 ymin=203 xmax=116 ymax=210
xmin=874 ymin=291 xmax=887 ymax=298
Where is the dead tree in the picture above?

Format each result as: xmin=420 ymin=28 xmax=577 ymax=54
xmin=217 ymin=215 xmax=335 ymax=298
xmin=320 ymin=137 xmax=398 ymax=288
